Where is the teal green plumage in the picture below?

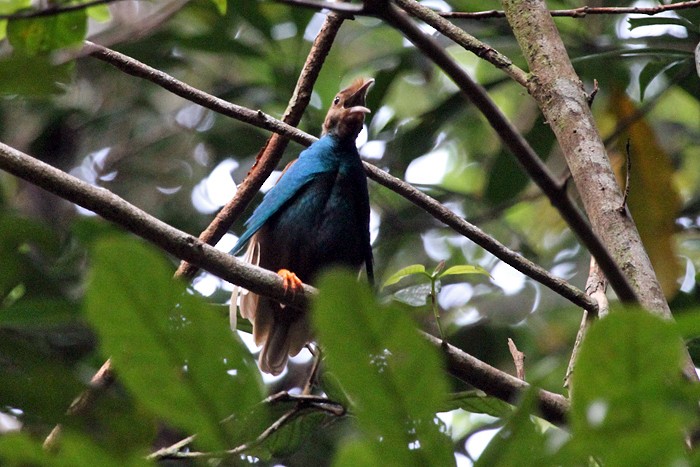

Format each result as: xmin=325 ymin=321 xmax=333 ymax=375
xmin=230 ymin=79 xmax=374 ymax=375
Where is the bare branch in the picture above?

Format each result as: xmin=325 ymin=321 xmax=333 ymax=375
xmin=79 ymin=42 xmax=596 ymax=311
xmin=507 ymin=338 xmax=526 ymax=380
xmin=365 ymin=0 xmax=635 ymax=302
xmin=43 ymin=358 xmax=116 ymax=450
xmin=175 ymin=12 xmax=346 ymax=280
xmin=441 ymin=1 xmax=700 ymax=20
xmin=394 ymin=0 xmax=529 ymax=87
xmin=0 ymin=141 xmax=314 ymax=309
xmin=564 ymin=257 xmax=609 ymax=390
xmin=423 ymin=332 xmax=569 ymax=426
xmin=84 ymin=41 xmax=314 ymax=148
xmin=619 ymin=140 xmax=632 ymax=214
xmin=501 ymin=0 xmax=698 ymax=382
xmin=364 ymin=163 xmax=597 ymax=313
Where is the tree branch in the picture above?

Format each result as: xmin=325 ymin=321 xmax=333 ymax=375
xmin=442 ymin=1 xmax=700 ymax=19
xmin=363 ymin=163 xmax=597 ymax=313
xmin=80 ymin=41 xmax=596 ymax=311
xmin=84 ymin=41 xmax=314 ymax=148
xmin=0 ymin=141 xmax=314 ymax=309
xmin=175 ymin=11 xmax=347 ymax=280
xmin=365 ymin=0 xmax=636 ymax=303
xmin=393 ymin=0 xmax=529 ymax=87
xmin=422 ymin=332 xmax=569 ymax=426
xmin=500 ymin=0 xmax=698 ymax=381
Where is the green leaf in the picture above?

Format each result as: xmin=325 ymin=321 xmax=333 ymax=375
xmin=565 ymin=310 xmax=692 ymax=465
xmin=638 ymin=59 xmax=683 ymax=101
xmin=628 ymin=16 xmax=695 ymax=32
xmin=381 ymin=264 xmax=428 ymax=288
xmin=442 ymin=391 xmax=514 ymax=418
xmin=334 ymin=438 xmax=385 ymax=466
xmin=439 ymin=264 xmax=491 ymax=279
xmin=0 ymin=431 xmax=146 ymax=466
xmin=85 ymin=237 xmax=264 ymax=451
xmin=7 ymin=9 xmax=87 ymax=55
xmin=87 ymin=4 xmax=112 ymax=22
xmin=314 ymin=270 xmax=455 ymax=466
xmin=0 ymin=55 xmax=74 ymax=96
xmin=209 ymin=0 xmax=227 ymax=15
xmin=393 ymin=282 xmax=434 ymax=307
xmin=474 ymin=390 xmax=549 ymax=467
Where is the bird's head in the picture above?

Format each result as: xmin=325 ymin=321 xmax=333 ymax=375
xmin=322 ymin=78 xmax=374 ymax=141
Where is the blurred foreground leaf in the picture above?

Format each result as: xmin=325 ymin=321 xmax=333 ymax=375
xmin=563 ymin=310 xmax=693 ymax=465
xmin=314 ymin=269 xmax=454 ymax=466
xmin=85 ymin=237 xmax=263 ymax=451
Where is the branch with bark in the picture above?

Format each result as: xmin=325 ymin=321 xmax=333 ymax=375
xmin=83 ymin=40 xmax=595 ymax=311
xmin=174 ymin=12 xmax=347 ymax=280
xmin=0 ymin=140 xmax=572 ymax=427
xmin=500 ymin=0 xmax=697 ymax=381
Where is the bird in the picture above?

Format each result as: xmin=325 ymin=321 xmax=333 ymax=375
xmin=229 ymin=78 xmax=375 ymax=375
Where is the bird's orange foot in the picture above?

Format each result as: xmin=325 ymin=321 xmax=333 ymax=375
xmin=277 ymin=269 xmax=303 ymax=296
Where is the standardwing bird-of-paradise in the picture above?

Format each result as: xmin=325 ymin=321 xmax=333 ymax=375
xmin=230 ymin=78 xmax=375 ymax=375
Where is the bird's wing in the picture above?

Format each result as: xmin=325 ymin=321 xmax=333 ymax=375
xmin=230 ymin=138 xmax=336 ymax=255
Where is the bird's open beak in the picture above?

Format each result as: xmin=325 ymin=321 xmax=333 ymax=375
xmin=345 ymin=78 xmax=375 ymax=114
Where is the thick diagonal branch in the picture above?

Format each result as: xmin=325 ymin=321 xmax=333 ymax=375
xmin=0 ymin=141 xmax=570 ymax=427
xmin=174 ymin=12 xmax=347 ymax=280
xmin=368 ymin=0 xmax=636 ymax=303
xmin=82 ymin=41 xmax=595 ymax=311
xmin=501 ymin=0 xmax=697 ymax=381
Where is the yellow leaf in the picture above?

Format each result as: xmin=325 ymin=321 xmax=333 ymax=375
xmin=609 ymin=90 xmax=681 ymax=299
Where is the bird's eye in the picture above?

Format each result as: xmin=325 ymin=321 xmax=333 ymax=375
xmin=333 ymin=96 xmax=340 ymax=105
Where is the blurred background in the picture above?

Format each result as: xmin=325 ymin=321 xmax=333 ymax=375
xmin=0 ymin=0 xmax=699 ymax=463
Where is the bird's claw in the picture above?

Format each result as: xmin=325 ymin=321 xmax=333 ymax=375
xmin=277 ymin=269 xmax=303 ymax=296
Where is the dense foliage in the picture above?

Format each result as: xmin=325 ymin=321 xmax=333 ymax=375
xmin=0 ymin=0 xmax=699 ymax=465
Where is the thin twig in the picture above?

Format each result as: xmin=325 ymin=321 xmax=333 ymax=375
xmin=175 ymin=12 xmax=346 ymax=280
xmin=564 ymin=257 xmax=609 ymax=391
xmin=81 ymin=43 xmax=596 ymax=312
xmin=43 ymin=358 xmax=116 ymax=450
xmin=440 ymin=1 xmax=700 ymax=19
xmin=302 ymin=344 xmax=323 ymax=395
xmin=150 ymin=393 xmax=344 ymax=460
xmin=393 ymin=0 xmax=529 ymax=87
xmin=507 ymin=338 xmax=525 ymax=380
xmin=586 ymin=79 xmax=599 ymax=108
xmin=147 ymin=435 xmax=198 ymax=459
xmin=422 ymin=331 xmax=569 ymax=425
